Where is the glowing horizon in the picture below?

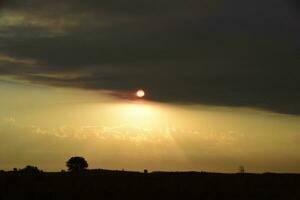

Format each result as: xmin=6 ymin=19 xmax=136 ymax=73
xmin=0 ymin=80 xmax=300 ymax=173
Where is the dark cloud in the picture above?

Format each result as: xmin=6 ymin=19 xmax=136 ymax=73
xmin=0 ymin=0 xmax=299 ymax=114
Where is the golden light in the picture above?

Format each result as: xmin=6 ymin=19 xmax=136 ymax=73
xmin=136 ymin=89 xmax=145 ymax=98
xmin=109 ymin=102 xmax=170 ymax=128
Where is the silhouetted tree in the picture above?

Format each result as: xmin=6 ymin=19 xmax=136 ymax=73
xmin=66 ymin=156 xmax=88 ymax=172
xmin=19 ymin=165 xmax=42 ymax=173
xmin=239 ymin=165 xmax=245 ymax=174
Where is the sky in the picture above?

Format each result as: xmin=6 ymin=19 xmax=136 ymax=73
xmin=0 ymin=0 xmax=299 ymax=172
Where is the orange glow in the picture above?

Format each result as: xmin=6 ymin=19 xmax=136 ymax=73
xmin=136 ymin=89 xmax=145 ymax=98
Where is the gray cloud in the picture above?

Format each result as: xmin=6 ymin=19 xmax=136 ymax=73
xmin=0 ymin=0 xmax=299 ymax=114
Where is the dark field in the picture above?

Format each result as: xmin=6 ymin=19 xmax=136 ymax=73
xmin=0 ymin=170 xmax=299 ymax=200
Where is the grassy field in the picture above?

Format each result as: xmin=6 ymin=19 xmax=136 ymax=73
xmin=0 ymin=170 xmax=299 ymax=200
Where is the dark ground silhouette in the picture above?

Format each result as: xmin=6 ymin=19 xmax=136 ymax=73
xmin=0 ymin=169 xmax=299 ymax=200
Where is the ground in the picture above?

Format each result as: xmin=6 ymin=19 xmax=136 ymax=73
xmin=0 ymin=170 xmax=299 ymax=200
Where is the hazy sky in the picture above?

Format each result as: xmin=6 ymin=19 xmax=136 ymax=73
xmin=0 ymin=0 xmax=299 ymax=172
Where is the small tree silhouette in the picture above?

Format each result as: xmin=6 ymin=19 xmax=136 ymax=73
xmin=239 ymin=165 xmax=245 ymax=174
xmin=19 ymin=165 xmax=42 ymax=173
xmin=66 ymin=156 xmax=88 ymax=172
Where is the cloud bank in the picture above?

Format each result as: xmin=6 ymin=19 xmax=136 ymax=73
xmin=0 ymin=0 xmax=299 ymax=114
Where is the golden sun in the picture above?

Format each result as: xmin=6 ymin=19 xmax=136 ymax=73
xmin=136 ymin=89 xmax=145 ymax=98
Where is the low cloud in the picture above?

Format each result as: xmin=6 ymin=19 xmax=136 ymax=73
xmin=2 ymin=116 xmax=16 ymax=124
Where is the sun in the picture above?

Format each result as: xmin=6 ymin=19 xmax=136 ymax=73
xmin=136 ymin=89 xmax=145 ymax=98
